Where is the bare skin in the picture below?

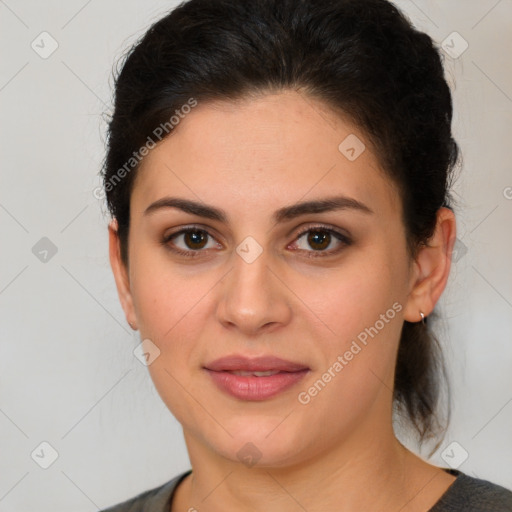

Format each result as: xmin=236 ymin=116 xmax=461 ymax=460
xmin=109 ymin=89 xmax=457 ymax=511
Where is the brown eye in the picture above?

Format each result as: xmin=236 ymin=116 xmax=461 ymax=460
xmin=306 ymin=230 xmax=331 ymax=251
xmin=182 ymin=230 xmax=208 ymax=250
xmin=162 ymin=227 xmax=221 ymax=257
xmin=291 ymin=226 xmax=351 ymax=257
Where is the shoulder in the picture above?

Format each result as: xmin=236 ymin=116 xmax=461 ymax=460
xmin=431 ymin=470 xmax=512 ymax=512
xmin=99 ymin=470 xmax=192 ymax=512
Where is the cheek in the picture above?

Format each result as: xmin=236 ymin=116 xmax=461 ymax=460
xmin=294 ymin=264 xmax=405 ymax=434
xmin=129 ymin=265 xmax=212 ymax=421
xmin=129 ymin=255 xmax=220 ymax=383
xmin=129 ymin=248 xmax=207 ymax=340
xmin=292 ymin=245 xmax=407 ymax=396
xmin=295 ymin=248 xmax=403 ymax=339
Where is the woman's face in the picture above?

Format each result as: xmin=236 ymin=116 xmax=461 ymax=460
xmin=112 ymin=90 xmax=421 ymax=467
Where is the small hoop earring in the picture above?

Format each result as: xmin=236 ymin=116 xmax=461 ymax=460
xmin=419 ymin=311 xmax=426 ymax=325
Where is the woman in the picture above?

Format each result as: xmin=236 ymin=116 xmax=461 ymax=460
xmin=100 ymin=0 xmax=512 ymax=510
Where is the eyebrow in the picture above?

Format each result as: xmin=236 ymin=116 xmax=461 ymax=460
xmin=143 ymin=195 xmax=374 ymax=223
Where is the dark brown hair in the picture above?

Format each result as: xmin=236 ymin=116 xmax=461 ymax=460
xmin=102 ymin=0 xmax=460 ymax=444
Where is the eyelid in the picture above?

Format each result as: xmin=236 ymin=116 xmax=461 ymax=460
xmin=293 ymin=223 xmax=351 ymax=241
xmin=163 ymin=223 xmax=220 ymax=240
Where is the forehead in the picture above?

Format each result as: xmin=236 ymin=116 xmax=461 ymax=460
xmin=131 ymin=90 xmax=400 ymax=221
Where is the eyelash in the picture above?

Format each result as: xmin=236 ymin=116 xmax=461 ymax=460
xmin=161 ymin=224 xmax=352 ymax=259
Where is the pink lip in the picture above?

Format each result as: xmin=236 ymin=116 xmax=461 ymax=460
xmin=204 ymin=355 xmax=310 ymax=401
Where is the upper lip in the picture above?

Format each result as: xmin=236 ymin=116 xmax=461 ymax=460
xmin=204 ymin=355 xmax=309 ymax=372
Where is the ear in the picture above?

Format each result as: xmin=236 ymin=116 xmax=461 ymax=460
xmin=108 ymin=218 xmax=138 ymax=331
xmin=403 ymin=207 xmax=457 ymax=323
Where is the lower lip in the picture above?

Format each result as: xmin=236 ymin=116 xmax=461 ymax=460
xmin=205 ymin=369 xmax=309 ymax=401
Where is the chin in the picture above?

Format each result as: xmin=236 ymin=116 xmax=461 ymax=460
xmin=204 ymin=417 xmax=313 ymax=469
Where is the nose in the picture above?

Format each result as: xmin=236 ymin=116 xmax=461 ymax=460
xmin=215 ymin=245 xmax=292 ymax=337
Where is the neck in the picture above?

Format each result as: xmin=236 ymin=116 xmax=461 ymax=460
xmin=177 ymin=413 xmax=446 ymax=511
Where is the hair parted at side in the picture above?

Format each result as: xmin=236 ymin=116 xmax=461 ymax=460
xmin=102 ymin=0 xmax=460 ymax=446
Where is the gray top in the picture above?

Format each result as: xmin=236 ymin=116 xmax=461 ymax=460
xmin=100 ymin=468 xmax=512 ymax=511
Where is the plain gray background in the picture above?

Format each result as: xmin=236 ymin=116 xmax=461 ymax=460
xmin=1 ymin=0 xmax=511 ymax=510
